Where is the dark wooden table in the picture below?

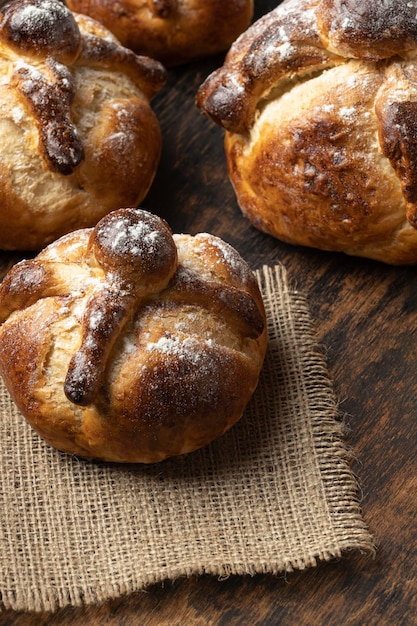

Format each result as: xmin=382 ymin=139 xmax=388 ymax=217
xmin=1 ymin=2 xmax=416 ymax=623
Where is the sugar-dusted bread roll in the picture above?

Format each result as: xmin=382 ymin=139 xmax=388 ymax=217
xmin=197 ymin=0 xmax=417 ymax=265
xmin=0 ymin=208 xmax=267 ymax=463
xmin=66 ymin=0 xmax=254 ymax=67
xmin=0 ymin=0 xmax=166 ymax=251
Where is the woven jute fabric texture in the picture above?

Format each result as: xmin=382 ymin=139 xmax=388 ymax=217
xmin=0 ymin=264 xmax=373 ymax=613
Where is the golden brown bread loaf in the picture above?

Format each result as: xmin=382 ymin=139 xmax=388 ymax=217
xmin=197 ymin=0 xmax=417 ymax=265
xmin=0 ymin=208 xmax=267 ymax=463
xmin=65 ymin=0 xmax=254 ymax=67
xmin=0 ymin=0 xmax=166 ymax=251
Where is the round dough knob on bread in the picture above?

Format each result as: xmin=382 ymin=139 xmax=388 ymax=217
xmin=197 ymin=0 xmax=417 ymax=265
xmin=0 ymin=0 xmax=166 ymax=251
xmin=0 ymin=208 xmax=267 ymax=463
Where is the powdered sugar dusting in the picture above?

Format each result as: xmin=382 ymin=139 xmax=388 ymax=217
xmin=103 ymin=219 xmax=164 ymax=258
xmin=146 ymin=334 xmax=215 ymax=365
xmin=107 ymin=130 xmax=135 ymax=149
xmin=279 ymin=41 xmax=295 ymax=60
xmin=341 ymin=16 xmax=355 ymax=30
xmin=106 ymin=103 xmax=137 ymax=146
xmin=10 ymin=105 xmax=25 ymax=124
xmin=14 ymin=60 xmax=43 ymax=91
xmin=14 ymin=2 xmax=67 ymax=32
xmin=339 ymin=106 xmax=356 ymax=120
xmin=195 ymin=233 xmax=252 ymax=285
xmin=4 ymin=0 xmax=78 ymax=54
xmin=87 ymin=307 xmax=106 ymax=331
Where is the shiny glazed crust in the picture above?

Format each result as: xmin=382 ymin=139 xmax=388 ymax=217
xmin=0 ymin=208 xmax=267 ymax=463
xmin=197 ymin=0 xmax=417 ymax=264
xmin=66 ymin=0 xmax=254 ymax=66
xmin=0 ymin=0 xmax=166 ymax=251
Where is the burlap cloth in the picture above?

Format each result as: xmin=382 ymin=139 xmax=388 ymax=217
xmin=0 ymin=264 xmax=373 ymax=613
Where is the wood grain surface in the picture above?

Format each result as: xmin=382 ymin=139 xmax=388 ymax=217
xmin=1 ymin=1 xmax=416 ymax=624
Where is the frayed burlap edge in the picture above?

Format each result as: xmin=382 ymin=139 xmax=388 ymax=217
xmin=0 ymin=264 xmax=374 ymax=613
xmin=257 ymin=266 xmax=375 ymax=569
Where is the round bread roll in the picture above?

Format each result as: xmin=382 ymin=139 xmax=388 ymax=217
xmin=197 ymin=0 xmax=417 ymax=265
xmin=65 ymin=0 xmax=254 ymax=67
xmin=0 ymin=208 xmax=267 ymax=463
xmin=0 ymin=0 xmax=166 ymax=251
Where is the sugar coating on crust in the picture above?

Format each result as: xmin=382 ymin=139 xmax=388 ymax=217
xmin=0 ymin=0 xmax=165 ymax=175
xmin=0 ymin=0 xmax=166 ymax=250
xmin=0 ymin=209 xmax=267 ymax=462
xmin=197 ymin=0 xmax=417 ymax=264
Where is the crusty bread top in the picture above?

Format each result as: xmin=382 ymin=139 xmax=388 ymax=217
xmin=197 ymin=0 xmax=417 ymax=134
xmin=318 ymin=0 xmax=417 ymax=60
xmin=0 ymin=209 xmax=267 ymax=462
xmin=0 ymin=0 xmax=167 ymax=251
xmin=66 ymin=0 xmax=254 ymax=67
xmin=196 ymin=0 xmax=417 ymax=258
xmin=0 ymin=0 xmax=166 ymax=176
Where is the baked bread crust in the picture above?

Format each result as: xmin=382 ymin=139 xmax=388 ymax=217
xmin=0 ymin=208 xmax=267 ymax=463
xmin=197 ymin=0 xmax=417 ymax=264
xmin=65 ymin=0 xmax=254 ymax=66
xmin=0 ymin=0 xmax=166 ymax=251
